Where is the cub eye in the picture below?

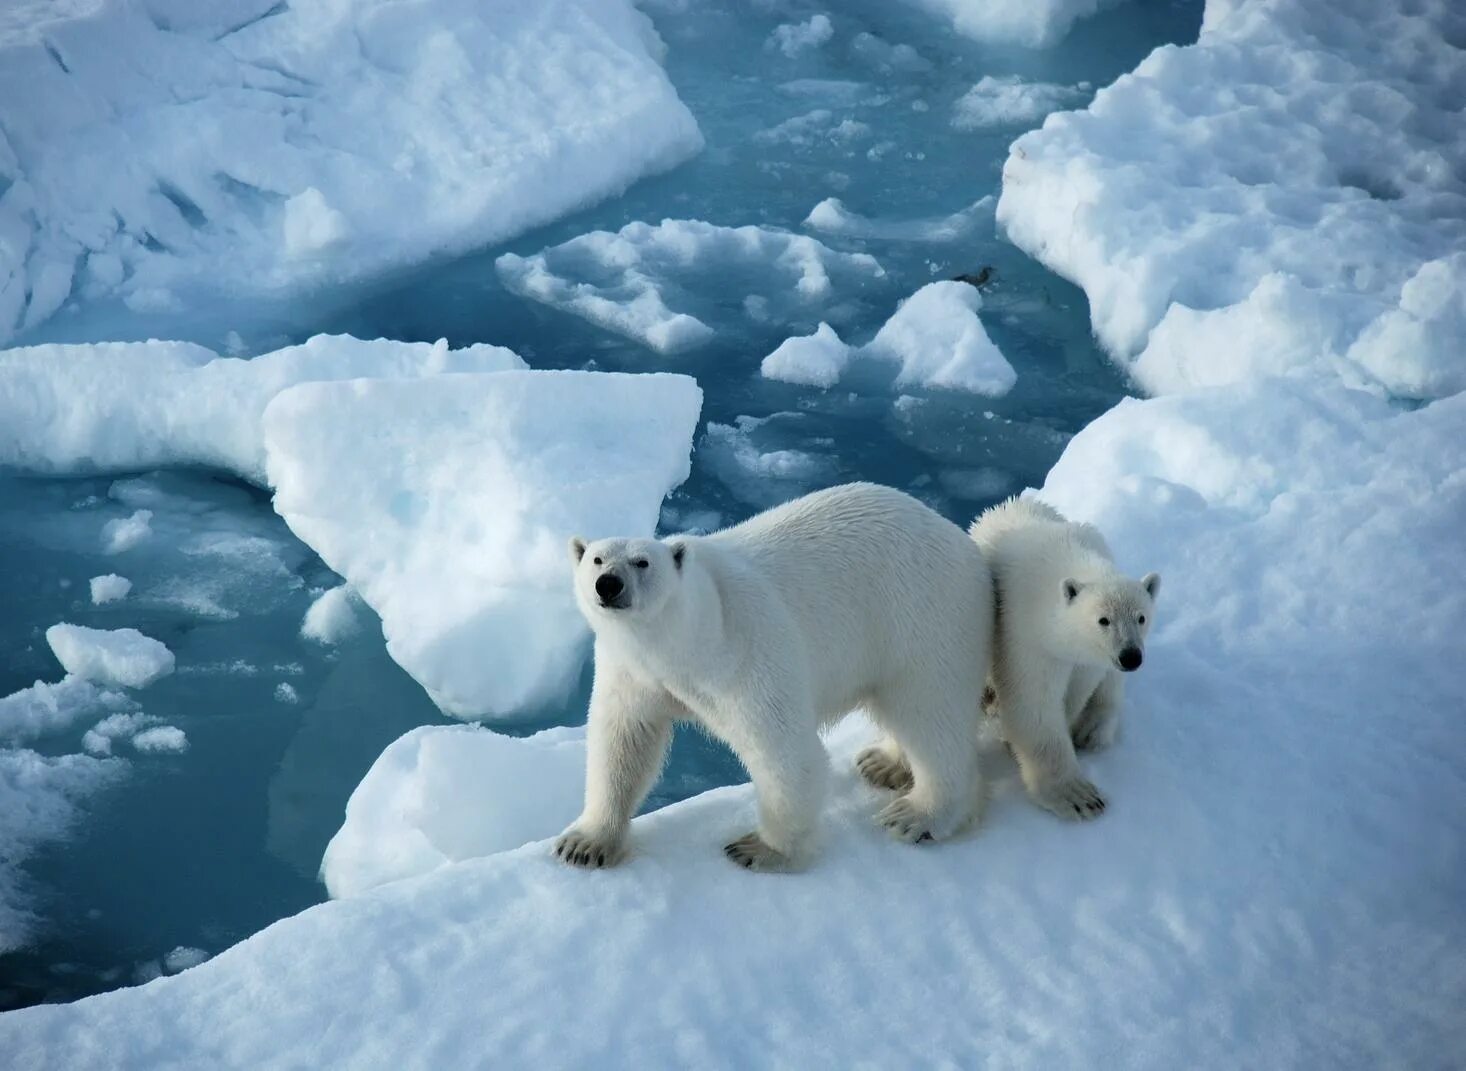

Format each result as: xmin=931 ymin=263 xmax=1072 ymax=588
xmin=1138 ymin=615 xmax=1146 ymax=625
xmin=634 ymin=559 xmax=649 ymax=569
xmin=1098 ymin=617 xmax=1110 ymax=627
xmin=592 ymin=557 xmax=602 ymax=566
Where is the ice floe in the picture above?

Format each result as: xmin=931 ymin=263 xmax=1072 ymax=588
xmin=45 ymin=624 xmax=175 ymax=690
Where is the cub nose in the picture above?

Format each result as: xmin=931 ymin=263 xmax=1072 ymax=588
xmin=595 ymin=573 xmax=624 ymax=602
xmin=1118 ymin=647 xmax=1143 ymax=672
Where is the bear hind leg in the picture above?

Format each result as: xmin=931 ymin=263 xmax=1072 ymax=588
xmin=868 ymin=682 xmax=983 ymax=843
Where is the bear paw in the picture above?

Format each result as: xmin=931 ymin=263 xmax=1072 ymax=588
xmin=876 ymin=796 xmax=938 ymax=844
xmin=554 ymin=827 xmax=624 ymax=869
xmin=723 ymin=833 xmax=792 ymax=871
xmin=1033 ymin=776 xmax=1106 ymax=821
xmin=856 ymin=746 xmax=915 ymax=792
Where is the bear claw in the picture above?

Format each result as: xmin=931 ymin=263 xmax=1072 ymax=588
xmin=723 ymin=833 xmax=790 ymax=871
xmin=1034 ymin=776 xmax=1106 ymax=821
xmin=554 ymin=828 xmax=622 ymax=869
xmin=877 ymin=796 xmax=938 ymax=844
xmin=856 ymin=747 xmax=915 ymax=792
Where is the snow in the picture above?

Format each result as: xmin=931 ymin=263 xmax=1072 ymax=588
xmin=130 ymin=726 xmax=187 ymax=754
xmin=997 ymin=0 xmax=1466 ymax=400
xmin=863 ymin=281 xmax=1017 ymax=394
xmin=768 ymin=14 xmax=833 ymax=58
xmin=802 ymin=196 xmax=991 ymax=242
xmin=0 ymin=676 xmax=131 ymax=746
xmin=496 ymin=220 xmax=884 ymax=354
xmin=100 ymin=509 xmax=151 ymax=554
xmin=88 ymin=573 xmax=131 ymax=604
xmin=898 ymin=0 xmax=1122 ymax=47
xmin=0 ymin=0 xmax=701 ymax=343
xmin=952 ymin=76 xmax=1086 ymax=129
xmin=300 ymin=584 xmax=361 ymax=646
xmin=759 ymin=322 xmax=852 ymax=388
xmin=321 ymin=724 xmax=586 ymax=899
xmin=0 ymin=335 xmax=525 ymax=484
xmin=0 ymin=749 xmax=123 ymax=955
xmin=263 ymin=370 xmax=702 ymax=718
xmin=45 ymin=624 xmax=175 ymax=689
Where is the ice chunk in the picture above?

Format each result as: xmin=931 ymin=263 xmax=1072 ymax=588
xmin=321 ymin=724 xmax=586 ymax=899
xmin=863 ymin=282 xmax=1016 ymax=395
xmin=0 ymin=0 xmax=701 ymax=344
xmin=803 ymin=197 xmax=992 ymax=242
xmin=759 ymin=323 xmax=852 ymax=389
xmin=0 ymin=336 xmax=525 ymax=484
xmin=496 ymin=220 xmax=884 ymax=354
xmin=163 ymin=946 xmax=209 ymax=974
xmin=263 ymin=370 xmax=702 ymax=717
xmin=130 ymin=727 xmax=187 ymax=754
xmin=997 ymin=0 xmax=1466 ymax=400
xmin=101 ymin=510 xmax=152 ymax=554
xmin=45 ymin=624 xmax=175 ymax=689
xmin=703 ymin=415 xmax=839 ymax=508
xmin=82 ymin=713 xmax=161 ymax=757
xmin=0 ymin=677 xmax=132 ymax=747
xmin=301 ymin=585 xmax=362 ymax=646
xmin=88 ymin=574 xmax=132 ymax=605
xmin=274 ymin=683 xmax=300 ymax=705
xmin=897 ymin=0 xmax=1122 ymax=47
xmin=951 ymin=76 xmax=1085 ymax=129
xmin=768 ymin=14 xmax=833 ymax=58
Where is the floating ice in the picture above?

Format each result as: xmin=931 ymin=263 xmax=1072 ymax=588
xmin=163 ymin=947 xmax=209 ymax=974
xmin=997 ymin=0 xmax=1466 ymax=400
xmin=0 ymin=336 xmax=525 ymax=484
xmin=81 ymin=713 xmax=161 ymax=758
xmin=45 ymin=624 xmax=175 ymax=690
xmin=702 ymin=415 xmax=839 ymax=508
xmin=88 ymin=574 xmax=132 ymax=605
xmin=759 ymin=323 xmax=852 ymax=389
xmin=897 ymin=0 xmax=1121 ymax=47
xmin=951 ymin=76 xmax=1086 ymax=129
xmin=803 ymin=196 xmax=991 ymax=242
xmin=322 ymin=724 xmax=586 ymax=899
xmin=0 ymin=677 xmax=132 ymax=747
xmin=263 ymin=370 xmax=702 ymax=717
xmin=300 ymin=585 xmax=362 ymax=646
xmin=130 ymin=727 xmax=187 ymax=754
xmin=863 ymin=282 xmax=1016 ymax=395
xmin=0 ymin=0 xmax=701 ymax=343
xmin=274 ymin=683 xmax=300 ymax=705
xmin=496 ymin=220 xmax=884 ymax=354
xmin=101 ymin=510 xmax=152 ymax=554
xmin=768 ymin=14 xmax=834 ymax=58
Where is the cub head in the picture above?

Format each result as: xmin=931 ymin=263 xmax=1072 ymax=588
xmin=1059 ymin=572 xmax=1160 ymax=673
xmin=568 ymin=535 xmax=687 ymax=622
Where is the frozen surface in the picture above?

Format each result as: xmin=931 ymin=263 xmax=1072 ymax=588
xmin=0 ymin=335 xmax=524 ymax=483
xmin=0 ymin=0 xmax=701 ymax=344
xmin=952 ymin=75 xmax=1087 ymax=129
xmin=863 ymin=281 xmax=1017 ymax=394
xmin=998 ymin=0 xmax=1466 ymax=399
xmin=759 ymin=322 xmax=852 ymax=388
xmin=898 ymin=0 xmax=1123 ymax=47
xmin=495 ymin=220 xmax=885 ymax=354
xmin=45 ymin=624 xmax=175 ymax=689
xmin=321 ymin=724 xmax=586 ymax=899
xmin=263 ymin=370 xmax=702 ymax=717
xmin=87 ymin=574 xmax=131 ymax=605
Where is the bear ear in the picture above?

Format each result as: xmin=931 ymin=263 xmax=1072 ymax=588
xmin=1061 ymin=578 xmax=1083 ymax=603
xmin=1142 ymin=572 xmax=1161 ymax=599
xmin=669 ymin=540 xmax=687 ymax=571
xmin=568 ymin=536 xmax=587 ymax=564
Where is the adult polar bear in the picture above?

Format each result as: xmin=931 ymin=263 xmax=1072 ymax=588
xmin=558 ymin=483 xmax=993 ymax=871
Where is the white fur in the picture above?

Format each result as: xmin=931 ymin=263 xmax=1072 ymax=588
xmin=968 ymin=497 xmax=1159 ymax=821
xmin=557 ymin=482 xmax=994 ymax=871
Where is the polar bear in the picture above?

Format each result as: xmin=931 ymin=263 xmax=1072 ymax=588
xmin=556 ymin=482 xmax=993 ymax=871
xmin=966 ymin=496 xmax=1159 ymax=820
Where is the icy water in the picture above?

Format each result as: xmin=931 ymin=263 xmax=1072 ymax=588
xmin=1 ymin=0 xmax=1201 ymax=1008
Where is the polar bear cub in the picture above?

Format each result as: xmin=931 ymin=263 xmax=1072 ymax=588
xmin=557 ymin=482 xmax=993 ymax=871
xmin=968 ymin=497 xmax=1159 ymax=820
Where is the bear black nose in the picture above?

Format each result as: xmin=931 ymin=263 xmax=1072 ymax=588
xmin=595 ymin=573 xmax=625 ymax=603
xmin=1118 ymin=648 xmax=1143 ymax=672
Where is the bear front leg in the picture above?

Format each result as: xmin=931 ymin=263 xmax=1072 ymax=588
xmin=1070 ymin=671 xmax=1123 ymax=753
xmin=556 ymin=670 xmax=677 ymax=868
xmin=997 ymin=671 xmax=1106 ymax=821
xmin=722 ymin=713 xmax=828 ymax=871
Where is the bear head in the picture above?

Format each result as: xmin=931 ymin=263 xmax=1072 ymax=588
xmin=568 ymin=535 xmax=687 ymax=623
xmin=1057 ymin=572 xmax=1161 ymax=673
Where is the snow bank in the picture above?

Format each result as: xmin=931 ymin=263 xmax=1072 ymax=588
xmin=45 ymin=624 xmax=175 ymax=689
xmin=759 ymin=323 xmax=852 ymax=388
xmin=300 ymin=585 xmax=361 ymax=646
xmin=803 ymin=196 xmax=991 ymax=242
xmin=997 ymin=0 xmax=1466 ymax=400
xmin=88 ymin=573 xmax=131 ymax=605
xmin=263 ymin=370 xmax=702 ymax=718
xmin=863 ymin=282 xmax=1016 ymax=394
xmin=322 ymin=724 xmax=586 ymax=899
xmin=0 ymin=676 xmax=132 ymax=746
xmin=0 ymin=335 xmax=524 ymax=484
xmin=496 ymin=220 xmax=884 ymax=354
xmin=0 ymin=0 xmax=701 ymax=343
xmin=897 ymin=0 xmax=1122 ymax=47
xmin=952 ymin=76 xmax=1086 ymax=129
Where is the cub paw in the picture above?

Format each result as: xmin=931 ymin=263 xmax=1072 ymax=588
xmin=1033 ymin=776 xmax=1106 ymax=821
xmin=554 ymin=827 xmax=624 ymax=869
xmin=876 ymin=795 xmax=938 ymax=844
xmin=723 ymin=832 xmax=792 ymax=872
xmin=856 ymin=746 xmax=915 ymax=792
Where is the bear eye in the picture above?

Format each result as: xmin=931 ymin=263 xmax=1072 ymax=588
xmin=1138 ymin=615 xmax=1146 ymax=625
xmin=592 ymin=556 xmax=602 ymax=566
xmin=1098 ymin=617 xmax=1110 ymax=627
xmin=634 ymin=559 xmax=649 ymax=569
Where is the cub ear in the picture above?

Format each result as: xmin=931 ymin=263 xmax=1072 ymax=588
xmin=669 ymin=540 xmax=688 ymax=571
xmin=1142 ymin=571 xmax=1161 ymax=599
xmin=568 ymin=536 xmax=587 ymax=564
xmin=1061 ymin=578 xmax=1083 ymax=603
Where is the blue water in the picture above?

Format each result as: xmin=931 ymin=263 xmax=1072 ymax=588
xmin=0 ymin=0 xmax=1201 ymax=1008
